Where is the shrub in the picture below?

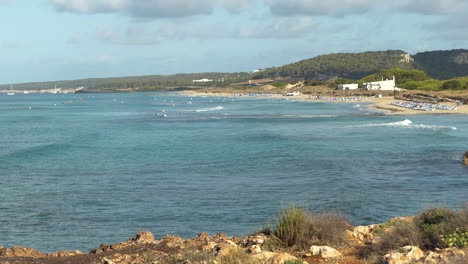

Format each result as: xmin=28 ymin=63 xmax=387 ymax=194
xmin=268 ymin=204 xmax=350 ymax=251
xmin=270 ymin=204 xmax=310 ymax=249
xmin=441 ymin=228 xmax=468 ymax=248
xmin=361 ymin=220 xmax=425 ymax=262
xmin=218 ymin=247 xmax=262 ymax=264
xmin=284 ymin=260 xmax=306 ymax=264
xmin=164 ymin=249 xmax=215 ymax=264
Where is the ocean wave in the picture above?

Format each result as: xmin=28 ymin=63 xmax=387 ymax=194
xmin=281 ymin=114 xmax=337 ymax=118
xmin=357 ymin=119 xmax=457 ymax=130
xmin=194 ymin=106 xmax=224 ymax=112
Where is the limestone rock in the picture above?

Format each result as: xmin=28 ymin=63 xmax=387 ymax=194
xmin=254 ymin=252 xmax=298 ymax=264
xmin=384 ymin=246 xmax=425 ymax=264
xmin=310 ymin=245 xmax=342 ymax=259
xmin=346 ymin=224 xmax=381 ymax=244
xmin=47 ymin=250 xmax=84 ymax=257
xmin=248 ymin=245 xmax=262 ymax=254
xmin=131 ymin=231 xmax=155 ymax=243
xmin=424 ymin=248 xmax=466 ymax=264
xmin=0 ymin=246 xmax=46 ymax=258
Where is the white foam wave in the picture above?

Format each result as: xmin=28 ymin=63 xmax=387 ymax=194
xmin=358 ymin=119 xmax=456 ymax=130
xmin=194 ymin=106 xmax=224 ymax=112
xmin=281 ymin=114 xmax=337 ymax=118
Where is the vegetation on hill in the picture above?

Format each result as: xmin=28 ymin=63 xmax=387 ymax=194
xmin=413 ymin=49 xmax=468 ymax=79
xmin=2 ymin=49 xmax=468 ymax=92
xmin=252 ymin=50 xmax=412 ymax=80
xmin=0 ymin=72 xmax=250 ymax=92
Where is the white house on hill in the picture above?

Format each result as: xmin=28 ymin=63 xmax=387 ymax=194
xmin=337 ymin=83 xmax=359 ymax=90
xmin=363 ymin=76 xmax=396 ymax=91
xmin=193 ymin=78 xmax=213 ymax=83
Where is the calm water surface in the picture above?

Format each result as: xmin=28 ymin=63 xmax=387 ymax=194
xmin=0 ymin=92 xmax=467 ymax=252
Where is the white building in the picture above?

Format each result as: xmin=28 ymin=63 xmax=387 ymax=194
xmin=363 ymin=76 xmax=396 ymax=91
xmin=192 ymin=78 xmax=213 ymax=83
xmin=337 ymin=83 xmax=359 ymax=90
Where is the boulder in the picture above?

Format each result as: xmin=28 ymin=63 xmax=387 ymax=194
xmin=253 ymin=252 xmax=298 ymax=264
xmin=310 ymin=246 xmax=342 ymax=259
xmin=131 ymin=231 xmax=156 ymax=243
xmin=0 ymin=246 xmax=46 ymax=258
xmin=424 ymin=248 xmax=466 ymax=264
xmin=248 ymin=245 xmax=262 ymax=254
xmin=464 ymin=151 xmax=468 ymax=166
xmin=345 ymin=224 xmax=381 ymax=244
xmin=384 ymin=246 xmax=425 ymax=264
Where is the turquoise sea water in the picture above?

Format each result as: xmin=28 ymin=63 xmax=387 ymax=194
xmin=0 ymin=92 xmax=467 ymax=252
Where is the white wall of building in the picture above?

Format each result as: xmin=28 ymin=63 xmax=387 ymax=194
xmin=363 ymin=76 xmax=396 ymax=91
xmin=337 ymin=83 xmax=359 ymax=90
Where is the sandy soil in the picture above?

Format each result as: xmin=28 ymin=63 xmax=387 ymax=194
xmin=179 ymin=91 xmax=468 ymax=116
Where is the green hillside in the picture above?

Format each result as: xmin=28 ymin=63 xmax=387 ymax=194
xmin=413 ymin=49 xmax=468 ymax=79
xmin=0 ymin=72 xmax=249 ymax=92
xmin=252 ymin=50 xmax=413 ymax=80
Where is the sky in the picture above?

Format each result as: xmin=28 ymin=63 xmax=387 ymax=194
xmin=0 ymin=0 xmax=467 ymax=84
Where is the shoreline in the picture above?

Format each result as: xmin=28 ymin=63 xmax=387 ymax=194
xmin=179 ymin=90 xmax=468 ymax=116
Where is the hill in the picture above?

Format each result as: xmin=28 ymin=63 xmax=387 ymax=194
xmin=2 ymin=49 xmax=468 ymax=92
xmin=252 ymin=49 xmax=468 ymax=81
xmin=252 ymin=50 xmax=414 ymax=80
xmin=413 ymin=49 xmax=468 ymax=79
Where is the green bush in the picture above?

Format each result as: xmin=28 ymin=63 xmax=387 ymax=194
xmin=441 ymin=228 xmax=468 ymax=248
xmin=267 ymin=204 xmax=350 ymax=251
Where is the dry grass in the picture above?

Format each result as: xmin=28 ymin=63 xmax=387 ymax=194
xmin=266 ymin=204 xmax=351 ymax=251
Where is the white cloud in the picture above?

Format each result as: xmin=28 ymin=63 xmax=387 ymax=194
xmin=50 ymin=0 xmax=254 ymax=18
xmin=51 ymin=0 xmax=126 ymax=13
xmin=264 ymin=0 xmax=391 ymax=16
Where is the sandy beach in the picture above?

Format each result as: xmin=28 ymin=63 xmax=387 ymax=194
xmin=179 ymin=90 xmax=468 ymax=116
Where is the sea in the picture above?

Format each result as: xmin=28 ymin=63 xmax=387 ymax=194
xmin=0 ymin=92 xmax=467 ymax=252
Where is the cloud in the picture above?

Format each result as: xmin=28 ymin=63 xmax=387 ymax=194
xmin=238 ymin=17 xmax=316 ymax=38
xmin=127 ymin=0 xmax=212 ymax=18
xmin=50 ymin=0 xmax=253 ymax=18
xmin=264 ymin=0 xmax=390 ymax=16
xmin=264 ymin=0 xmax=468 ymax=17
xmin=1 ymin=41 xmax=21 ymax=48
xmin=403 ymin=0 xmax=468 ymax=15
xmin=215 ymin=0 xmax=253 ymax=13
xmin=51 ymin=0 xmax=126 ymax=13
xmin=0 ymin=0 xmax=12 ymax=6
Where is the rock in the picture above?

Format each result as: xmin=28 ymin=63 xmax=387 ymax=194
xmin=47 ymin=250 xmax=84 ymax=257
xmin=248 ymin=245 xmax=262 ymax=254
xmin=424 ymin=248 xmax=466 ymax=264
xmin=0 ymin=246 xmax=46 ymax=258
xmin=102 ymin=258 xmax=115 ymax=264
xmin=384 ymin=246 xmax=425 ymax=264
xmin=254 ymin=252 xmax=298 ymax=264
xmin=346 ymin=224 xmax=381 ymax=244
xmin=160 ymin=235 xmax=184 ymax=249
xmin=131 ymin=231 xmax=156 ymax=243
xmin=194 ymin=232 xmax=210 ymax=241
xmin=464 ymin=151 xmax=468 ymax=166
xmin=310 ymin=246 xmax=342 ymax=259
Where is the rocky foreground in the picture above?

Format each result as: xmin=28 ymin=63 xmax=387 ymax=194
xmin=0 ymin=216 xmax=466 ymax=264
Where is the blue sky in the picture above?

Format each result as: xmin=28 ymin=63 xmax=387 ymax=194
xmin=0 ymin=0 xmax=467 ymax=83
